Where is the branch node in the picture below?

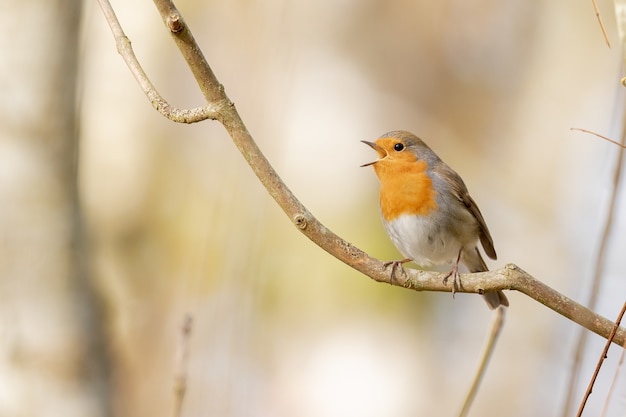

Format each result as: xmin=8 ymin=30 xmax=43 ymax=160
xmin=167 ymin=13 xmax=184 ymax=33
xmin=293 ymin=214 xmax=307 ymax=230
xmin=504 ymin=263 xmax=523 ymax=278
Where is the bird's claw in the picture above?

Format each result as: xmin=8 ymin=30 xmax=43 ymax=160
xmin=383 ymin=259 xmax=411 ymax=286
xmin=442 ymin=264 xmax=462 ymax=298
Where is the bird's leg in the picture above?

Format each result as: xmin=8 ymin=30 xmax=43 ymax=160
xmin=382 ymin=258 xmax=412 ymax=285
xmin=442 ymin=248 xmax=463 ymax=297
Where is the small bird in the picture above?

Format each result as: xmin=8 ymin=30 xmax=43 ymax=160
xmin=362 ymin=130 xmax=508 ymax=309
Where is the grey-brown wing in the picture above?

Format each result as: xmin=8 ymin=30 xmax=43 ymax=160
xmin=438 ymin=165 xmax=497 ymax=260
xmin=461 ymin=192 xmax=497 ymax=260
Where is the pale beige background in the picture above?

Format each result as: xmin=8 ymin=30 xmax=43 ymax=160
xmin=80 ymin=1 xmax=626 ymax=416
xmin=3 ymin=1 xmax=626 ymax=416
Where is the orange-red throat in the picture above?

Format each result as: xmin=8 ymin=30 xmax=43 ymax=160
xmin=361 ymin=138 xmax=438 ymax=221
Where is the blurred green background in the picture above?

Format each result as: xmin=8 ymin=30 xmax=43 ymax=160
xmin=1 ymin=0 xmax=625 ymax=416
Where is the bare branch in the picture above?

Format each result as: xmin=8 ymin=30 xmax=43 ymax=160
xmin=571 ymin=128 xmax=626 ymax=148
xmin=399 ymin=264 xmax=626 ymax=346
xmin=97 ymin=1 xmax=626 ymax=349
xmin=576 ymin=302 xmax=626 ymax=417
xmin=563 ymin=120 xmax=626 ymax=415
xmin=599 ymin=333 xmax=626 ymax=417
xmin=151 ymin=0 xmax=226 ymax=106
xmin=590 ymin=0 xmax=611 ymax=48
xmin=458 ymin=307 xmax=505 ymax=417
xmin=96 ymin=0 xmax=219 ymax=123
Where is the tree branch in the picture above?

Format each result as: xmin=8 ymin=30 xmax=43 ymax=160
xmin=96 ymin=0 xmax=219 ymax=123
xmin=96 ymin=0 xmax=626 ymax=348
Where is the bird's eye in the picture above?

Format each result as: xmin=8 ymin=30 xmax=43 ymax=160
xmin=393 ymin=143 xmax=405 ymax=152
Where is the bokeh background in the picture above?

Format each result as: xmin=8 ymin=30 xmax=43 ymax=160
xmin=1 ymin=0 xmax=625 ymax=416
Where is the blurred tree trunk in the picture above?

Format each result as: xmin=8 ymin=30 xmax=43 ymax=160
xmin=0 ymin=1 xmax=111 ymax=416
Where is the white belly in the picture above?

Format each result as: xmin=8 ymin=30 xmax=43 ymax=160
xmin=383 ymin=213 xmax=467 ymax=266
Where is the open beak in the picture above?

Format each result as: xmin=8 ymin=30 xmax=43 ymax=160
xmin=360 ymin=140 xmax=384 ymax=167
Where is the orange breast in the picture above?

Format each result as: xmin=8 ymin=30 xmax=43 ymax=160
xmin=374 ymin=159 xmax=438 ymax=221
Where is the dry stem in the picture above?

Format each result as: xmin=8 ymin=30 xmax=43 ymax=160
xmin=576 ymin=302 xmax=626 ymax=417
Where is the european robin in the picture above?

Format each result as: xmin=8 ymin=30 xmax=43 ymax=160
xmin=362 ymin=130 xmax=508 ymax=309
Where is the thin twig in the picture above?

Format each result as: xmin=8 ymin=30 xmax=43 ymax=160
xmin=599 ymin=321 xmax=626 ymax=417
xmin=173 ymin=314 xmax=193 ymax=417
xmin=575 ymin=302 xmax=626 ymax=417
xmin=458 ymin=306 xmax=506 ymax=417
xmin=563 ymin=120 xmax=626 ymax=417
xmin=571 ymin=128 xmax=626 ymax=148
xmin=96 ymin=0 xmax=626 ymax=349
xmin=591 ymin=0 xmax=611 ymax=48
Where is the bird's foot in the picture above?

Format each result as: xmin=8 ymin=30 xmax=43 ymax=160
xmin=383 ymin=258 xmax=412 ymax=286
xmin=442 ymin=262 xmax=462 ymax=298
